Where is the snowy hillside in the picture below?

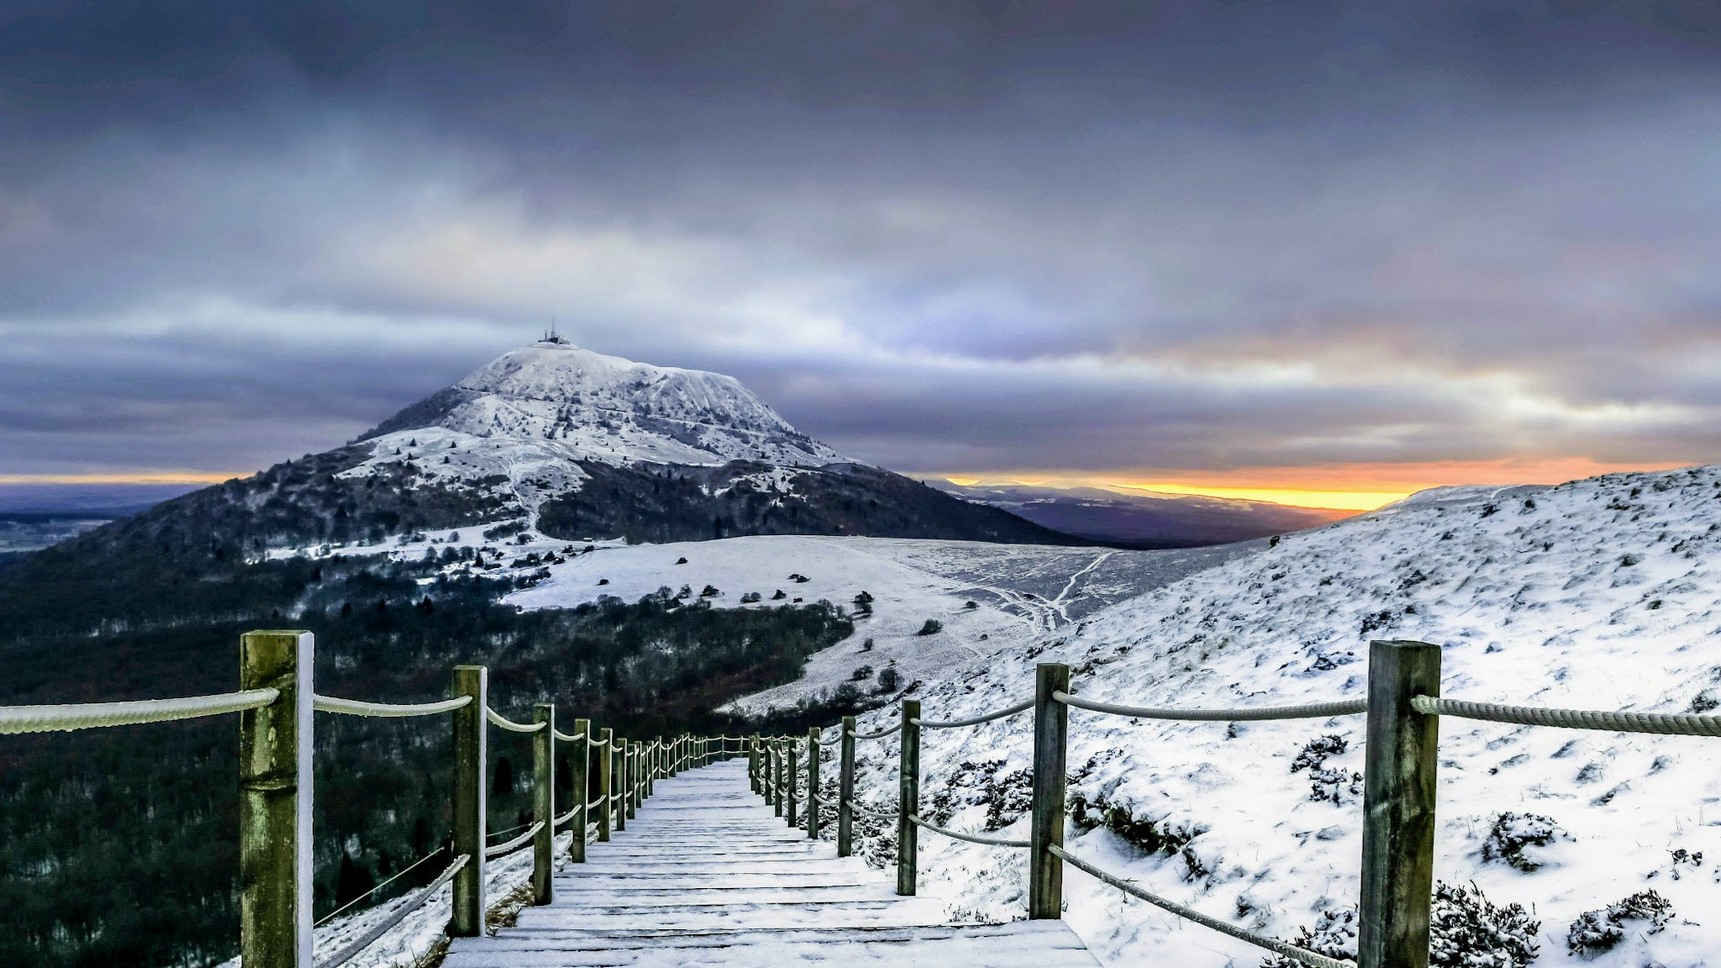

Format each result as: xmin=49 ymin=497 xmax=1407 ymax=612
xmin=272 ymin=527 xmax=1254 ymax=713
xmin=349 ymin=341 xmax=847 ymax=495
xmin=832 ymin=465 xmax=1721 ymax=967
xmin=504 ymin=534 xmax=1254 ymax=712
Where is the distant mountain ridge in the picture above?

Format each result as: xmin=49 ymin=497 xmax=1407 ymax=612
xmin=933 ymin=481 xmax=1351 ymax=548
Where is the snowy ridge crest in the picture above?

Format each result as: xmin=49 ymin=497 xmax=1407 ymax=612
xmin=345 ymin=342 xmax=854 ymax=506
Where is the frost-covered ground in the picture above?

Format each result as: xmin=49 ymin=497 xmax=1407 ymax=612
xmin=257 ymin=466 xmax=1721 ymax=967
xmin=831 ymin=465 xmax=1721 ymax=968
xmin=215 ymin=832 xmax=559 ymax=968
xmin=504 ymin=534 xmax=1253 ymax=712
xmin=268 ymin=525 xmax=1254 ymax=714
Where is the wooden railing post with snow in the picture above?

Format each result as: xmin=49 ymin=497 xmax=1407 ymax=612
xmin=615 ymin=736 xmax=628 ymax=832
xmin=532 ymin=702 xmax=554 ymax=905
xmin=596 ymin=727 xmax=613 ymax=843
xmin=239 ymin=630 xmax=313 ymax=968
xmin=806 ymin=726 xmax=821 ymax=839
xmin=749 ymin=734 xmax=761 ymax=793
xmin=897 ymin=699 xmax=921 ymax=896
xmin=450 ymin=664 xmax=487 ymax=937
xmin=569 ymin=717 xmax=590 ymax=862
xmin=1359 ymin=640 xmax=1442 ymax=968
xmin=773 ymin=742 xmax=785 ymax=816
xmin=837 ymin=715 xmax=856 ymax=857
xmin=786 ymin=738 xmax=799 ymax=827
xmin=1029 ymin=662 xmax=1069 ymax=920
xmin=625 ymin=741 xmax=638 ymax=820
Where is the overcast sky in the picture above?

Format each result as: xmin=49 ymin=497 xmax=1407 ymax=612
xmin=2 ymin=1 xmax=1718 ymax=506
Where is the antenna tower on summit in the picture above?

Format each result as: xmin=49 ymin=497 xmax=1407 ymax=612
xmin=542 ymin=317 xmax=569 ymax=345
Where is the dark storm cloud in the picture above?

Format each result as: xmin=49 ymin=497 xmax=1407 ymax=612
xmin=1 ymin=1 xmax=1718 ymax=480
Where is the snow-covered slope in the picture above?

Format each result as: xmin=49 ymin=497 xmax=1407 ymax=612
xmin=504 ymin=534 xmax=1254 ymax=712
xmin=833 ymin=465 xmax=1721 ymax=967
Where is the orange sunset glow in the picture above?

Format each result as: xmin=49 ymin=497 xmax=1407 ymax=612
xmin=942 ymin=457 xmax=1698 ymax=512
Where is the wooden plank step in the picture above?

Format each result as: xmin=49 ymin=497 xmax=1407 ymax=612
xmin=445 ymin=759 xmax=1098 ymax=968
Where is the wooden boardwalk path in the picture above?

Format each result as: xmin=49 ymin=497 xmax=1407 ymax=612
xmin=444 ymin=758 xmax=1099 ymax=967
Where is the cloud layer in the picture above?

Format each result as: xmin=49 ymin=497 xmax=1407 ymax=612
xmin=2 ymin=1 xmax=1718 ymax=493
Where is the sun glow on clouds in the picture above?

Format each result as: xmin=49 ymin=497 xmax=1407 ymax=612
xmin=942 ymin=457 xmax=1702 ymax=512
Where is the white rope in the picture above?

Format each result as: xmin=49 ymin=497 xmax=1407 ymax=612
xmin=909 ymin=815 xmax=1030 ymax=848
xmin=912 ymin=698 xmax=1033 ymax=729
xmin=555 ymin=805 xmax=578 ymax=828
xmin=313 ymin=854 xmax=468 ymax=968
xmin=486 ymin=707 xmax=546 ymax=733
xmin=315 ymin=846 xmax=446 ymax=927
xmin=1049 ymin=844 xmax=1351 ymax=968
xmin=851 ymin=722 xmax=902 ymax=740
xmin=586 ymin=795 xmax=606 ymax=811
xmin=845 ymin=797 xmax=899 ymax=820
xmin=1053 ymin=690 xmax=1368 ymax=722
xmin=1413 ymin=694 xmax=1721 ymax=736
xmin=314 ymin=694 xmax=471 ymax=718
xmin=484 ymin=821 xmax=544 ymax=859
xmin=553 ymin=728 xmax=585 ymax=743
xmin=0 ymin=688 xmax=280 ymax=734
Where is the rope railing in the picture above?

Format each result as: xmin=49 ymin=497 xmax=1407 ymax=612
xmin=484 ymin=822 xmax=545 ymax=860
xmin=313 ymin=853 xmax=469 ymax=968
xmin=1412 ymin=695 xmax=1721 ymax=736
xmin=752 ymin=644 xmax=1721 ymax=968
xmin=485 ymin=706 xmax=547 ymax=733
xmin=315 ymin=846 xmax=447 ymax=928
xmin=487 ymin=820 xmax=533 ymax=842
xmin=313 ymin=694 xmax=472 ymax=718
xmin=911 ymin=697 xmax=1032 ymax=729
xmin=0 ymin=688 xmax=280 ymax=734
xmin=1047 ymin=844 xmax=1351 ymax=968
xmin=1053 ymin=690 xmax=1368 ymax=722
xmin=845 ymin=797 xmax=899 ymax=820
xmin=0 ymin=627 xmax=753 ymax=964
xmin=908 ymin=815 xmax=1029 ymax=848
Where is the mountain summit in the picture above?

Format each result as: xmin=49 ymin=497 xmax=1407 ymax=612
xmin=362 ymin=341 xmax=847 ymax=468
xmin=64 ymin=341 xmax=1078 ymax=552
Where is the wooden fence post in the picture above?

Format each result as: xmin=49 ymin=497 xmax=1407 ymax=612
xmin=569 ymin=717 xmax=590 ymax=862
xmin=1030 ymin=663 xmax=1069 ymax=919
xmin=774 ymin=742 xmax=786 ymax=816
xmin=749 ymin=735 xmax=761 ymax=794
xmin=787 ymin=738 xmax=799 ymax=827
xmin=897 ymin=699 xmax=921 ymax=897
xmin=596 ymin=727 xmax=613 ymax=843
xmin=806 ymin=726 xmax=821 ymax=839
xmin=532 ymin=703 xmax=554 ymax=905
xmin=1359 ymin=640 xmax=1442 ymax=968
xmin=636 ymin=740 xmax=644 ymax=806
xmin=837 ymin=715 xmax=856 ymax=857
xmin=239 ymin=630 xmax=313 ymax=968
xmin=615 ymin=737 xmax=628 ymax=832
xmin=623 ymin=741 xmax=636 ymax=819
xmin=450 ymin=664 xmax=487 ymax=937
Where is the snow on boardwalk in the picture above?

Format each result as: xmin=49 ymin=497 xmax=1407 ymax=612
xmin=444 ymin=759 xmax=1098 ymax=967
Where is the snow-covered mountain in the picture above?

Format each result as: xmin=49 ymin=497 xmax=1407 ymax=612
xmin=361 ymin=341 xmax=848 ymax=471
xmin=65 ymin=341 xmax=1076 ymax=561
xmin=829 ymin=464 xmax=1721 ymax=968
